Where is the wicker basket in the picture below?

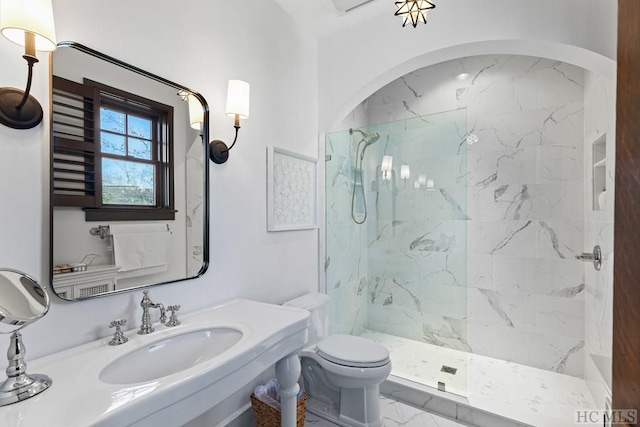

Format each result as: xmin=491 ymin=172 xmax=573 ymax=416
xmin=250 ymin=392 xmax=306 ymax=427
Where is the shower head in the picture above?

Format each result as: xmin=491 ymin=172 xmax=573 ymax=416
xmin=350 ymin=128 xmax=380 ymax=146
xmin=364 ymin=132 xmax=380 ymax=146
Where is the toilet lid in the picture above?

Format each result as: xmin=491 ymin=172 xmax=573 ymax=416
xmin=317 ymin=334 xmax=390 ymax=368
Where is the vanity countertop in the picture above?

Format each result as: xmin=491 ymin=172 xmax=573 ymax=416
xmin=0 ymin=299 xmax=309 ymax=427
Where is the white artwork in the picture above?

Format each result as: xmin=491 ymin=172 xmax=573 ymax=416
xmin=267 ymin=146 xmax=318 ymax=231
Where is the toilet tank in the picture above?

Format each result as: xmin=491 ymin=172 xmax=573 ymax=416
xmin=284 ymin=293 xmax=330 ymax=346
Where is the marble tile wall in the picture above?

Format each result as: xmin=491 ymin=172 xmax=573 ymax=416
xmin=582 ymin=70 xmax=615 ymax=407
xmin=325 ymin=128 xmax=369 ymax=336
xmin=360 ymin=55 xmax=588 ymax=377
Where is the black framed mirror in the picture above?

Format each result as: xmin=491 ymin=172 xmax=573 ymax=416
xmin=49 ymin=42 xmax=209 ymax=300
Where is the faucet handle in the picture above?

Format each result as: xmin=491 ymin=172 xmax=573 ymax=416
xmin=108 ymin=319 xmax=128 ymax=346
xmin=166 ymin=305 xmax=181 ymax=327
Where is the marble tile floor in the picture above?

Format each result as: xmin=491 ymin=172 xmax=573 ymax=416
xmin=305 ymin=396 xmax=466 ymax=427
xmin=360 ymin=330 xmax=597 ymax=427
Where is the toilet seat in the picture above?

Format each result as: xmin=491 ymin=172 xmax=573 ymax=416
xmin=317 ymin=334 xmax=390 ymax=368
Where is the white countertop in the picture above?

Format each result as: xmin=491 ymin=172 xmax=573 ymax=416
xmin=0 ymin=299 xmax=309 ymax=427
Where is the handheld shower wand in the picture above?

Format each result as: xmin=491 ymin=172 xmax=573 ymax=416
xmin=350 ymin=129 xmax=380 ymax=224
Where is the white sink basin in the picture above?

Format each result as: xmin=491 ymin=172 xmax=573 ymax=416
xmin=99 ymin=328 xmax=243 ymax=384
xmin=0 ymin=299 xmax=309 ymax=427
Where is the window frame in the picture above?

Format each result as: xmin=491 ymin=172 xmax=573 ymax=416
xmin=83 ymin=79 xmax=175 ymax=221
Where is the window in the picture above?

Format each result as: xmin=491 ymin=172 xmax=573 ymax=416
xmin=52 ymin=76 xmax=175 ymax=221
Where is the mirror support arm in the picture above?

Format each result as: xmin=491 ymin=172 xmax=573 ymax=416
xmin=0 ymin=331 xmax=52 ymax=406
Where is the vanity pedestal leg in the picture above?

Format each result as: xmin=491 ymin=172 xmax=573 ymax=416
xmin=275 ymin=353 xmax=301 ymax=427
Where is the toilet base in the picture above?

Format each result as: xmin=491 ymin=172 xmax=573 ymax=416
xmin=305 ymin=389 xmax=383 ymax=427
xmin=339 ymin=386 xmax=382 ymax=427
xmin=300 ymin=354 xmax=389 ymax=427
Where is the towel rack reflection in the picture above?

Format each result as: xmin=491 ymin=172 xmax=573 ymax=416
xmin=89 ymin=224 xmax=171 ymax=240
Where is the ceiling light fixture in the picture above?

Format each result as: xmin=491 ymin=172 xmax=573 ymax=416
xmin=394 ymin=0 xmax=435 ymax=28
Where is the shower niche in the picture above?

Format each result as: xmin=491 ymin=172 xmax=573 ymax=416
xmin=593 ymin=135 xmax=607 ymax=211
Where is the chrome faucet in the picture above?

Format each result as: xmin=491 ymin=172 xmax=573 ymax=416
xmin=138 ymin=290 xmax=166 ymax=334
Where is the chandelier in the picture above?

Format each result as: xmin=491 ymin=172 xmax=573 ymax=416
xmin=394 ymin=0 xmax=436 ymax=28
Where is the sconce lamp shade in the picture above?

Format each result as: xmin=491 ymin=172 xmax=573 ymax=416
xmin=210 ymin=79 xmax=251 ymax=164
xmin=225 ymin=80 xmax=250 ymax=119
xmin=381 ymin=155 xmax=393 ymax=181
xmin=401 ymin=164 xmax=410 ymax=180
xmin=381 ymin=155 xmax=393 ymax=172
xmin=0 ymin=0 xmax=57 ymax=52
xmin=187 ymin=94 xmax=203 ymax=131
xmin=0 ymin=0 xmax=56 ymax=129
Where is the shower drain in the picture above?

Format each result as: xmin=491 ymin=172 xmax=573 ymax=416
xmin=440 ymin=365 xmax=457 ymax=375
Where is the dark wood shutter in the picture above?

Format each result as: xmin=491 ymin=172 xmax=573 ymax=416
xmin=51 ymin=76 xmax=100 ymax=207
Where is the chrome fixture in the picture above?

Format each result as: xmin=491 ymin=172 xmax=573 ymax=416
xmin=350 ymin=128 xmax=381 ymax=224
xmin=89 ymin=224 xmax=170 ymax=239
xmin=576 ymin=245 xmax=602 ymax=271
xmin=0 ymin=0 xmax=57 ymax=129
xmin=166 ymin=305 xmax=181 ymax=327
xmin=0 ymin=269 xmax=51 ymax=406
xmin=395 ymin=0 xmax=436 ymax=28
xmin=108 ymin=319 xmax=128 ymax=346
xmin=138 ymin=290 xmax=166 ymax=334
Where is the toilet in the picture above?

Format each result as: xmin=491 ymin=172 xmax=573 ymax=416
xmin=284 ymin=293 xmax=391 ymax=427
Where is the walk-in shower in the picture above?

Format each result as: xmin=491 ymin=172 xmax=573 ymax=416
xmin=324 ymin=54 xmax=615 ymax=426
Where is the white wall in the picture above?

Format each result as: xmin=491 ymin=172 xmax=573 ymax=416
xmin=318 ymin=0 xmax=617 ymax=130
xmin=0 ymin=0 xmax=318 ymax=360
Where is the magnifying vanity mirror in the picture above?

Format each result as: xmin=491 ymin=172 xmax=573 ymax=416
xmin=49 ymin=42 xmax=209 ymax=300
xmin=0 ymin=269 xmax=51 ymax=405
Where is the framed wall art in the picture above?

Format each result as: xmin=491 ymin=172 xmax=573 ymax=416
xmin=267 ymin=146 xmax=318 ymax=231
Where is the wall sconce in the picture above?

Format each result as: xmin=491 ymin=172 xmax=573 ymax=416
xmin=400 ymin=164 xmax=410 ymax=180
xmin=187 ymin=94 xmax=204 ymax=131
xmin=381 ymin=155 xmax=393 ymax=181
xmin=415 ymin=174 xmax=435 ymax=189
xmin=0 ymin=0 xmax=56 ymax=129
xmin=210 ymin=79 xmax=250 ymax=164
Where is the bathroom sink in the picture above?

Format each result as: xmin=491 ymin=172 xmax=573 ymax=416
xmin=0 ymin=299 xmax=309 ymax=427
xmin=99 ymin=328 xmax=243 ymax=384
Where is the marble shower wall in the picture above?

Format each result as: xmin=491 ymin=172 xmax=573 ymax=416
xmin=362 ymin=55 xmax=587 ymax=377
xmin=363 ymin=109 xmax=470 ymax=351
xmin=582 ymin=71 xmax=615 ymax=406
xmin=325 ymin=126 xmax=369 ymax=336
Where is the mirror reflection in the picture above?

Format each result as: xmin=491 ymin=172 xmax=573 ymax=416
xmin=0 ymin=269 xmax=49 ymax=333
xmin=50 ymin=42 xmax=209 ymax=300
